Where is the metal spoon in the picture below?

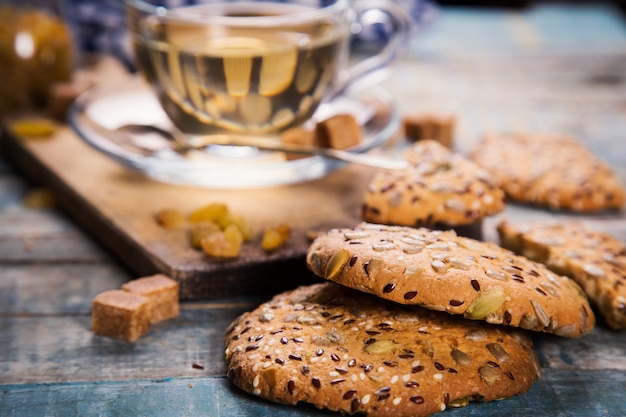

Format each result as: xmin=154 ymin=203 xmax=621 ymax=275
xmin=113 ymin=123 xmax=409 ymax=170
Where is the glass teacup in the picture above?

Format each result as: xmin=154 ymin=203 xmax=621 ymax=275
xmin=126 ymin=0 xmax=411 ymax=138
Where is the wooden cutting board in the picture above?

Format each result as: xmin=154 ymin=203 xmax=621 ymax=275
xmin=1 ymin=121 xmax=384 ymax=299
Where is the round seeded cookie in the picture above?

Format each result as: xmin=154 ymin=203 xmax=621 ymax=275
xmin=470 ymin=132 xmax=625 ymax=212
xmin=361 ymin=140 xmax=505 ymax=232
xmin=498 ymin=220 xmax=626 ymax=330
xmin=306 ymin=223 xmax=595 ymax=337
xmin=225 ymin=283 xmax=541 ymax=417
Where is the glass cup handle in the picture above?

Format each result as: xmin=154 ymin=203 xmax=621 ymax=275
xmin=332 ymin=0 xmax=412 ymax=99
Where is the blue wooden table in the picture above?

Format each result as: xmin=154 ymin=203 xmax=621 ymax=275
xmin=2 ymin=3 xmax=626 ymax=416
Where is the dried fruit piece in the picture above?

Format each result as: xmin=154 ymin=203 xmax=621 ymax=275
xmin=189 ymin=222 xmax=221 ymax=248
xmin=262 ymin=224 xmax=291 ymax=251
xmin=155 ymin=209 xmax=186 ymax=229
xmin=201 ymin=224 xmax=243 ymax=258
xmin=188 ymin=203 xmax=229 ymax=223
xmin=218 ymin=212 xmax=252 ymax=241
xmin=465 ymin=290 xmax=506 ymax=320
xmin=10 ymin=118 xmax=57 ymax=138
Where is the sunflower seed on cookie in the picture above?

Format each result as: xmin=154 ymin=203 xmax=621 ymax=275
xmin=306 ymin=223 xmax=595 ymax=337
xmin=225 ymin=283 xmax=541 ymax=417
xmin=498 ymin=220 xmax=626 ymax=330
xmin=470 ymin=132 xmax=625 ymax=212
xmin=361 ymin=141 xmax=505 ymax=239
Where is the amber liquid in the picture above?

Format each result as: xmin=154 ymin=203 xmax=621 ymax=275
xmin=133 ymin=3 xmax=348 ymax=135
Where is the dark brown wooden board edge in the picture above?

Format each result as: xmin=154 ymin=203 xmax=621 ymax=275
xmin=0 ymin=127 xmax=319 ymax=299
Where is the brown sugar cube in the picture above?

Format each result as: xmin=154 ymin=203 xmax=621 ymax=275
xmin=403 ymin=112 xmax=455 ymax=147
xmin=92 ymin=290 xmax=151 ymax=342
xmin=280 ymin=126 xmax=320 ymax=148
xmin=316 ymin=114 xmax=362 ymax=150
xmin=280 ymin=126 xmax=320 ymax=160
xmin=403 ymin=113 xmax=430 ymax=141
xmin=122 ymin=274 xmax=180 ymax=323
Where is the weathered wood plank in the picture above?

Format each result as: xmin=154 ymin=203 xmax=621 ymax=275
xmin=0 ymin=175 xmax=28 ymax=209
xmin=1 ymin=370 xmax=624 ymax=417
xmin=0 ymin=261 xmax=272 ymax=315
xmin=0 ymin=264 xmax=133 ymax=315
xmin=534 ymin=330 xmax=626 ymax=371
xmin=0 ymin=208 xmax=84 ymax=238
xmin=0 ymin=304 xmax=258 ymax=384
xmin=2 ymin=288 xmax=625 ymax=385
xmin=0 ymin=235 xmax=110 ymax=263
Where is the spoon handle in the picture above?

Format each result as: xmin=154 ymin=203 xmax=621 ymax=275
xmin=100 ymin=119 xmax=409 ymax=170
xmin=184 ymin=135 xmax=410 ymax=170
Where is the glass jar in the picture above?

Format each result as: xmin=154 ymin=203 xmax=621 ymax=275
xmin=0 ymin=1 xmax=74 ymax=114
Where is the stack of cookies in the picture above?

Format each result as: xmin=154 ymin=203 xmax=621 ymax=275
xmin=224 ymin=129 xmax=624 ymax=416
xmin=225 ymin=223 xmax=595 ymax=417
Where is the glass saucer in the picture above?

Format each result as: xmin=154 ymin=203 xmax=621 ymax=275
xmin=68 ymin=76 xmax=400 ymax=189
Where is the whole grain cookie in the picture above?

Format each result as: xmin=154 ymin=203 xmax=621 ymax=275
xmin=225 ymin=283 xmax=541 ymax=417
xmin=497 ymin=220 xmax=626 ymax=330
xmin=470 ymin=132 xmax=625 ymax=212
xmin=306 ymin=223 xmax=594 ymax=337
xmin=362 ymin=141 xmax=505 ymax=238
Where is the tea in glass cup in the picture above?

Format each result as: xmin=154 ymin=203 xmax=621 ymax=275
xmin=126 ymin=0 xmax=410 ymax=137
